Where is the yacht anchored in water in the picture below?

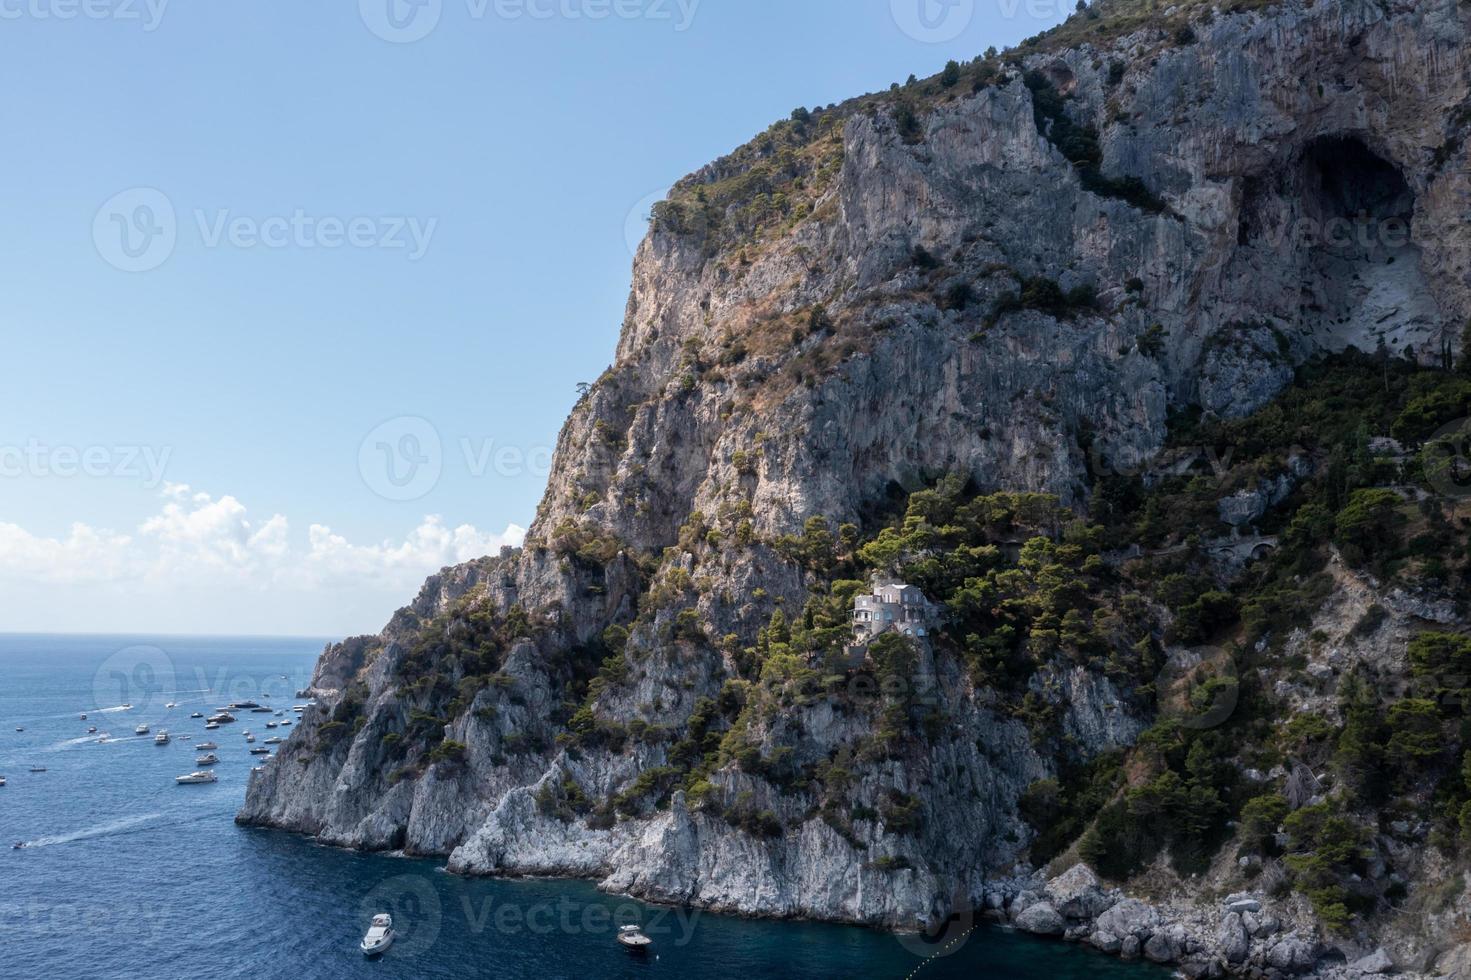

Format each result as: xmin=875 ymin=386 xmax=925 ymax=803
xmin=360 ymin=914 xmax=394 ymax=956
xmin=175 ymin=771 xmax=217 ymax=785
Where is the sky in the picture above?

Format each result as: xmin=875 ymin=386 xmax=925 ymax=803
xmin=0 ymin=0 xmax=1070 ymax=637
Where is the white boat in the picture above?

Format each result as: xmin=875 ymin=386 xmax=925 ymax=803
xmin=195 ymin=754 xmax=219 ymax=765
xmin=196 ymin=741 xmax=218 ymax=750
xmin=190 ymin=712 xmax=204 ymax=719
xmin=14 ymin=727 xmax=23 ymax=732
xmin=249 ymin=747 xmax=270 ymax=755
xmin=281 ymin=720 xmax=292 ymax=726
xmin=360 ymin=913 xmax=394 ymax=956
xmin=245 ymin=734 xmax=256 ymax=743
xmin=264 ymin=737 xmax=284 ymax=745
xmin=154 ymin=731 xmax=170 ymax=745
xmin=265 ymin=721 xmax=277 ymax=728
xmin=79 ymin=713 xmax=86 ymax=720
xmin=204 ymin=722 xmax=219 ymax=730
xmin=0 ymin=776 xmax=6 ymax=786
xmin=165 ymin=702 xmax=177 ymax=709
xmin=616 ymin=924 xmax=653 ymax=950
xmin=87 ymin=726 xmax=97 ymax=734
xmin=175 ymin=771 xmax=217 ymax=785
xmin=206 ymin=712 xmax=236 ymax=724
xmin=135 ymin=723 xmax=149 ymax=735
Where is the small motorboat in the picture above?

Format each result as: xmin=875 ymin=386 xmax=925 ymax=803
xmin=204 ymin=722 xmax=219 ymax=731
xmin=196 ymin=741 xmax=218 ymax=750
xmin=265 ymin=721 xmax=277 ymax=729
xmin=175 ymin=771 xmax=217 ymax=785
xmin=135 ymin=723 xmax=149 ymax=736
xmin=250 ymin=707 xmax=272 ymax=714
xmin=249 ymin=747 xmax=270 ymax=755
xmin=230 ymin=701 xmax=262 ymax=710
xmin=165 ymin=702 xmax=177 ymax=709
xmin=245 ymin=734 xmax=256 ymax=743
xmin=0 ymin=776 xmax=6 ymax=786
xmin=87 ymin=726 xmax=97 ymax=734
xmin=195 ymin=754 xmax=219 ymax=765
xmin=154 ymin=731 xmax=170 ymax=745
xmin=616 ymin=924 xmax=653 ymax=951
xmin=264 ymin=737 xmax=284 ymax=745
xmin=28 ymin=767 xmax=46 ymax=773
xmin=14 ymin=727 xmax=22 ymax=732
xmin=360 ymin=913 xmax=394 ymax=956
xmin=79 ymin=713 xmax=87 ymax=720
xmin=281 ymin=720 xmax=292 ymax=726
xmin=12 ymin=841 xmax=24 ymax=849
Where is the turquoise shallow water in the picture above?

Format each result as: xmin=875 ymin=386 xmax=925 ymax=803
xmin=0 ymin=633 xmax=1167 ymax=979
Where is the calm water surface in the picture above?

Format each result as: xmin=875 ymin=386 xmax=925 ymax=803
xmin=0 ymin=634 xmax=1167 ymax=979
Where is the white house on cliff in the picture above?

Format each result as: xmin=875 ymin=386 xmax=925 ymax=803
xmin=842 ymin=575 xmax=937 ymax=665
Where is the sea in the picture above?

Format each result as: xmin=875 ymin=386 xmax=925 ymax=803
xmin=0 ymin=633 xmax=1167 ymax=980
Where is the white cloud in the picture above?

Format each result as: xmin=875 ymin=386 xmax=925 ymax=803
xmin=0 ymin=487 xmax=526 ymax=635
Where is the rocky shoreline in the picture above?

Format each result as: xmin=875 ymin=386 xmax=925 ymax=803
xmin=984 ymin=865 xmax=1421 ymax=979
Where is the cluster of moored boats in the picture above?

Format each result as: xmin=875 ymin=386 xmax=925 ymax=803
xmin=6 ymin=697 xmax=313 ymax=790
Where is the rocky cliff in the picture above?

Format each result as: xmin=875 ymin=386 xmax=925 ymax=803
xmin=240 ymin=1 xmax=1471 ymax=975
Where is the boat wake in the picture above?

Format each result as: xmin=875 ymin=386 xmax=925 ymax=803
xmin=21 ymin=812 xmax=165 ymax=849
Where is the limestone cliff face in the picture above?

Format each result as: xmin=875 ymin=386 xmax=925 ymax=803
xmin=240 ymin=0 xmax=1471 ymax=974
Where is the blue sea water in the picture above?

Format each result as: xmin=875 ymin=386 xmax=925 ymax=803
xmin=0 ymin=634 xmax=1167 ymax=980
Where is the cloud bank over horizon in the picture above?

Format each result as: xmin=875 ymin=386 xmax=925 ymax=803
xmin=0 ymin=483 xmax=525 ymax=637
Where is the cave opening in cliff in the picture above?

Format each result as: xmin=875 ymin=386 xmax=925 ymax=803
xmin=1245 ymin=134 xmax=1440 ymax=357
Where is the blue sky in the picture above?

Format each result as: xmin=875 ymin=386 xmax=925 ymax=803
xmin=0 ymin=0 xmax=1069 ymax=636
